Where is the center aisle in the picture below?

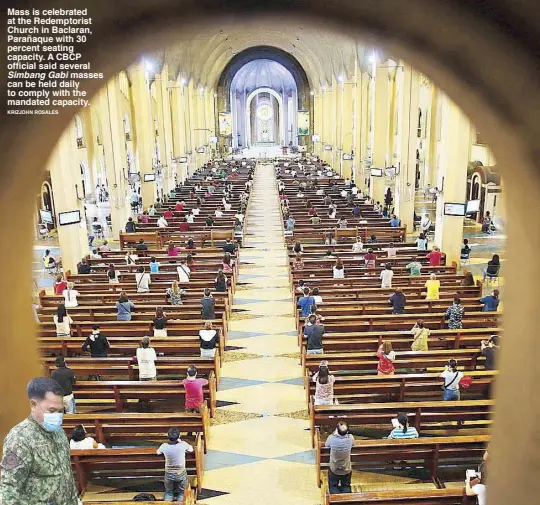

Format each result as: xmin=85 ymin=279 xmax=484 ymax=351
xmin=201 ymin=163 xmax=321 ymax=505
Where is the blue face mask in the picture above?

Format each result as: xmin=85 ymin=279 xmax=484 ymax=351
xmin=42 ymin=412 xmax=64 ymax=432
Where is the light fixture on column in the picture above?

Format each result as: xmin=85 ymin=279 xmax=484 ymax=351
xmin=144 ymin=59 xmax=154 ymax=72
xmin=338 ymin=75 xmax=344 ymax=83
xmin=368 ymin=51 xmax=377 ymax=64
xmin=180 ymin=78 xmax=186 ymax=86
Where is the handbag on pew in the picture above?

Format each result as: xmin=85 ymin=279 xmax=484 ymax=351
xmin=133 ymin=493 xmax=156 ymax=501
xmin=459 ymin=376 xmax=473 ymax=388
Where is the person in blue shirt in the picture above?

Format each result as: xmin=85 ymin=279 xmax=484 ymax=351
xmin=149 ymin=256 xmax=161 ymax=274
xmin=479 ymin=289 xmax=500 ymax=311
xmin=389 ymin=215 xmax=400 ymax=227
xmin=297 ymin=288 xmax=316 ymax=317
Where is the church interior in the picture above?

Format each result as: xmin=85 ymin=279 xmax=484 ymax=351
xmin=5 ymin=2 xmax=540 ymax=505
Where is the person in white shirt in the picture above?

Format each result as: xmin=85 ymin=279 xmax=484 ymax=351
xmin=333 ymin=258 xmax=345 ymax=279
xmin=223 ymin=200 xmax=232 ymax=211
xmin=312 ymin=288 xmax=323 ymax=305
xmin=125 ymin=251 xmax=138 ymax=265
xmin=89 ymin=249 xmax=102 ymax=260
xmin=420 ymin=213 xmax=432 ymax=235
xmin=70 ymin=425 xmax=106 ymax=450
xmin=54 ymin=304 xmax=73 ymax=337
xmin=235 ymin=211 xmax=244 ymax=223
xmin=186 ymin=212 xmax=195 ymax=224
xmin=440 ymin=359 xmax=464 ymax=400
xmin=291 ymin=169 xmax=297 ymax=177
xmin=215 ymin=208 xmax=224 ymax=218
xmin=344 ymin=178 xmax=351 ymax=187
xmin=137 ymin=336 xmax=157 ymax=380
xmin=316 ymin=188 xmax=325 ymax=196
xmin=135 ymin=266 xmax=151 ymax=292
xmin=340 ymin=189 xmax=348 ymax=198
xmin=192 ymin=206 xmax=201 ymax=216
xmin=157 ymin=216 xmax=168 ymax=228
xmin=385 ymin=243 xmax=397 ymax=258
xmin=351 ymin=186 xmax=358 ymax=195
xmin=62 ymin=282 xmax=80 ymax=308
xmin=177 ymin=260 xmax=191 ymax=283
xmin=465 ymin=462 xmax=487 ymax=505
xmin=380 ymin=264 xmax=394 ymax=288
xmin=352 ymin=238 xmax=364 ymax=253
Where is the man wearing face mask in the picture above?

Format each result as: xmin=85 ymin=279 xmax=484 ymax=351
xmin=0 ymin=377 xmax=79 ymax=505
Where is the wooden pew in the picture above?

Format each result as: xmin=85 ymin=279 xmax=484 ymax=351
xmin=325 ymin=489 xmax=474 ymax=505
xmin=310 ymin=399 xmax=494 ymax=445
xmin=71 ymin=378 xmax=217 ymax=417
xmin=315 ymin=431 xmax=489 ymax=487
xmin=71 ymin=435 xmax=204 ymax=493
xmin=119 ymin=231 xmax=159 ymax=249
xmin=64 ymin=408 xmax=210 ymax=452
xmin=83 ymin=487 xmax=196 ymax=504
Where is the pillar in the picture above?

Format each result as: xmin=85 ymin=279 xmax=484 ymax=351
xmin=48 ymin=124 xmax=89 ymax=273
xmin=160 ymin=66 xmax=175 ymax=191
xmin=355 ymin=72 xmax=370 ymax=189
xmin=313 ymin=91 xmax=322 ymax=156
xmin=98 ymin=80 xmax=130 ymax=236
xmin=426 ymin=86 xmax=440 ymax=188
xmin=394 ymin=64 xmax=420 ymax=232
xmin=433 ymin=95 xmax=471 ymax=265
xmin=371 ymin=63 xmax=390 ymax=203
xmin=131 ymin=62 xmax=156 ymax=206
xmin=187 ymin=82 xmax=197 ymax=176
xmin=341 ymin=80 xmax=354 ymax=179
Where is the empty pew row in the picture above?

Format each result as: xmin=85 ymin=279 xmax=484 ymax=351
xmin=325 ymin=489 xmax=475 ymax=505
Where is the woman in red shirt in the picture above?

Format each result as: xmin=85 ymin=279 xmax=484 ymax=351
xmin=377 ymin=341 xmax=396 ymax=375
xmin=178 ymin=218 xmax=190 ymax=232
xmin=427 ymin=246 xmax=443 ymax=266
xmin=163 ymin=209 xmax=173 ymax=219
xmin=167 ymin=241 xmax=180 ymax=256
xmin=53 ymin=274 xmax=68 ymax=295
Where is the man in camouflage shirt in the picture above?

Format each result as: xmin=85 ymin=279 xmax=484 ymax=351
xmin=0 ymin=377 xmax=79 ymax=505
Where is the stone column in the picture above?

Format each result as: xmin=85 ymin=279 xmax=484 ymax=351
xmin=341 ymin=80 xmax=354 ymax=179
xmin=433 ymin=95 xmax=471 ymax=266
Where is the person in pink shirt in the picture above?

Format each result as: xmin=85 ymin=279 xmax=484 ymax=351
xmin=183 ymin=366 xmax=208 ymax=413
xmin=175 ymin=200 xmax=185 ymax=212
xmin=167 ymin=241 xmax=180 ymax=256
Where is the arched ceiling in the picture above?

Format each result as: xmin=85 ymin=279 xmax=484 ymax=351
xmin=230 ymin=59 xmax=297 ymax=95
xmin=154 ymin=24 xmax=384 ymax=89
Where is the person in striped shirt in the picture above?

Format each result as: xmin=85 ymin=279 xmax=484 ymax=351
xmin=388 ymin=412 xmax=419 ymax=439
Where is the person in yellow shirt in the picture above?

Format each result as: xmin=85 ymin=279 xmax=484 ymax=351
xmin=425 ymin=273 xmax=440 ymax=300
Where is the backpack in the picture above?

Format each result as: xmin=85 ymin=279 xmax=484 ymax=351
xmin=132 ymin=493 xmax=156 ymax=501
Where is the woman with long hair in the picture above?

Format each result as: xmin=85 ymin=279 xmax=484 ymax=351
xmin=166 ymin=280 xmax=185 ymax=305
xmin=107 ymin=263 xmax=120 ymax=284
xmin=53 ymin=274 xmax=67 ymax=295
xmin=167 ymin=241 xmax=180 ymax=256
xmin=388 ymin=412 xmax=419 ymax=439
xmin=199 ymin=321 xmax=218 ymax=358
xmin=411 ymin=320 xmax=430 ymax=351
xmin=377 ymin=341 xmax=396 ymax=376
xmin=483 ymin=254 xmax=501 ymax=281
xmin=54 ymin=304 xmax=73 ymax=337
xmin=293 ymin=240 xmax=303 ymax=254
xmin=116 ymin=291 xmax=135 ymax=321
xmin=461 ymin=270 xmax=475 ymax=287
xmin=312 ymin=360 xmax=336 ymax=406
xmin=333 ymin=258 xmax=345 ymax=279
xmin=215 ymin=269 xmax=228 ymax=292
xmin=153 ymin=306 xmax=168 ymax=337
xmin=222 ymin=253 xmax=234 ymax=273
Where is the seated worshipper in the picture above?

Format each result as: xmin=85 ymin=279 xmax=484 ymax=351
xmin=156 ymin=427 xmax=194 ymax=503
xmin=125 ymin=251 xmax=138 ymax=265
xmin=185 ymin=238 xmax=196 ymax=250
xmin=312 ymin=287 xmax=323 ymax=305
xmin=222 ymin=253 xmax=234 ymax=273
xmin=406 ymin=259 xmax=422 ymax=276
xmin=214 ymin=207 xmax=224 ymax=218
xmin=177 ymin=260 xmax=191 ymax=283
xmin=163 ymin=208 xmax=174 ymax=219
xmin=303 ymin=314 xmax=325 ymax=354
xmin=53 ymin=274 xmax=68 ymax=295
xmin=148 ymin=205 xmax=156 ymax=216
xmin=389 ymin=288 xmax=406 ymax=314
xmin=107 ymin=264 xmax=121 ymax=284
xmin=183 ymin=365 xmax=208 ymax=413
xmin=312 ymin=361 xmax=335 ymax=406
xmin=199 ymin=321 xmax=219 ymax=358
xmin=466 ymin=462 xmax=488 ymax=505
xmin=293 ymin=253 xmax=305 ymax=271
xmin=70 ymin=425 xmax=105 ymax=449
xmin=480 ymin=289 xmax=500 ymax=311
xmin=411 ymin=321 xmax=430 ymax=351
xmin=385 ymin=242 xmax=397 ymax=258
xmin=377 ymin=341 xmax=396 ymax=375
xmin=337 ymin=215 xmax=348 ymax=229
xmin=215 ymin=269 xmax=228 ymax=292
xmin=201 ymin=288 xmax=216 ymax=320
xmin=138 ymin=211 xmax=149 ymax=224
xmin=153 ymin=307 xmax=168 ymax=337
xmin=328 ymin=206 xmax=337 ymax=219
xmin=367 ymin=234 xmax=377 ymax=244
xmin=427 ymin=246 xmax=443 ymax=266
xmin=54 ymin=304 xmax=73 ymax=338
xmin=293 ymin=240 xmax=304 ymax=254
xmin=445 ymin=297 xmax=464 ymax=329
xmin=186 ymin=210 xmax=195 ymax=224
xmin=125 ymin=217 xmax=136 ymax=233
xmin=481 ymin=335 xmax=500 ymax=370
xmin=425 ymin=273 xmax=440 ymax=300
xmin=296 ymin=280 xmax=306 ymax=293
xmin=461 ymin=238 xmax=471 ymax=259
xmin=222 ymin=238 xmax=236 ymax=254
xmin=82 ymin=325 xmax=110 ymax=357
xmin=116 ymin=291 xmax=135 ymax=321
xmin=325 ymin=232 xmax=337 ymax=246
xmin=286 ymin=215 xmax=296 ymax=232
xmin=175 ymin=200 xmax=185 ymax=212
xmin=483 ymin=254 xmax=501 ymax=281
xmin=380 ymin=263 xmax=394 ymax=288
xmin=481 ymin=211 xmax=493 ymax=234
xmin=77 ymin=258 xmax=91 ymax=274
xmin=310 ymin=212 xmax=322 ymax=225
xmin=364 ymin=249 xmax=377 ymax=269
xmin=461 ymin=270 xmax=475 ymax=287
xmin=382 ymin=206 xmax=390 ymax=218
xmin=297 ymin=288 xmax=316 ymax=318
xmin=135 ymin=266 xmax=151 ymax=293
xmin=136 ymin=239 xmax=148 ymax=251
xmin=51 ymin=356 xmax=76 ymax=413
xmin=416 ymin=232 xmax=428 ymax=251
xmin=157 ymin=215 xmax=169 ymax=228
xmin=388 ymin=412 xmax=419 ymax=439
xmin=440 ymin=359 xmax=464 ymax=401
xmin=166 ymin=241 xmax=180 ymax=257
xmin=352 ymin=204 xmax=361 ymax=217
xmin=179 ymin=218 xmax=190 ymax=232
xmin=89 ymin=249 xmax=102 ymax=260
xmin=137 ymin=336 xmax=157 ymax=380
xmin=333 ymin=258 xmax=345 ymax=279
xmin=351 ymin=237 xmax=364 ymax=253
xmin=324 ymin=422 xmax=355 ymax=494
xmin=62 ymin=282 xmax=80 ymax=308
xmin=149 ymin=256 xmax=161 ymax=274
xmin=235 ymin=210 xmax=245 ymax=223
xmin=192 ymin=205 xmax=201 ymax=216
xmin=389 ymin=215 xmax=400 ymax=227
xmin=167 ymin=280 xmax=186 ymax=305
